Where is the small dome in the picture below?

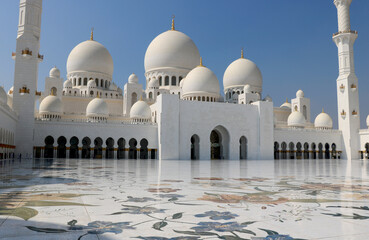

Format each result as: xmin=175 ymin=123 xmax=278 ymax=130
xmin=0 ymin=86 xmax=7 ymax=104
xmin=109 ymin=82 xmax=118 ymax=91
xmin=223 ymin=57 xmax=262 ymax=93
xmin=366 ymin=115 xmax=369 ymax=128
xmin=39 ymin=95 xmax=63 ymax=114
xmin=314 ymin=111 xmax=333 ymax=129
xmin=49 ymin=66 xmax=60 ymax=78
xmin=87 ymin=79 xmax=96 ymax=88
xmin=67 ymin=40 xmax=113 ymax=77
xmin=63 ymin=79 xmax=72 ymax=89
xmin=145 ymin=30 xmax=200 ymax=72
xmin=128 ymin=73 xmax=138 ymax=84
xmin=296 ymin=89 xmax=304 ymax=98
xmin=86 ymin=97 xmax=109 ymax=118
xmin=130 ymin=100 xmax=151 ymax=120
xmin=244 ymin=84 xmax=251 ymax=93
xmin=182 ymin=65 xmax=220 ymax=98
xmin=264 ymin=95 xmax=272 ymax=102
xmin=280 ymin=99 xmax=291 ymax=109
xmin=288 ymin=111 xmax=306 ymax=128
xmin=8 ymin=86 xmax=14 ymax=96
xmin=148 ymin=78 xmax=159 ymax=88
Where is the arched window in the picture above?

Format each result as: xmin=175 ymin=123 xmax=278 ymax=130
xmin=311 ymin=143 xmax=317 ymax=159
xmin=202 ymin=96 xmax=205 ymax=101
xmin=57 ymin=136 xmax=67 ymax=158
xmin=131 ymin=92 xmax=137 ymax=106
xmin=117 ymin=138 xmax=126 ymax=159
xmin=105 ymin=138 xmax=114 ymax=159
xmin=140 ymin=139 xmax=148 ymax=159
xmin=94 ymin=137 xmax=103 ymax=159
xmin=165 ymin=76 xmax=169 ymax=86
xmin=274 ymin=142 xmax=279 ymax=160
xmin=83 ymin=78 xmax=87 ymax=86
xmin=332 ymin=143 xmax=337 ymax=159
xmin=240 ymin=136 xmax=247 ymax=160
xmin=78 ymin=78 xmax=82 ymax=86
xmin=95 ymin=78 xmax=99 ymax=87
xmin=289 ymin=142 xmax=295 ymax=159
xmin=73 ymin=78 xmax=76 ymax=86
xmin=171 ymin=76 xmax=176 ymax=86
xmin=69 ymin=136 xmax=79 ymax=159
xmin=100 ymin=79 xmax=104 ymax=87
xmin=50 ymin=87 xmax=57 ymax=95
xmin=129 ymin=138 xmax=137 ymax=159
xmin=303 ymin=142 xmax=309 ymax=159
xmin=44 ymin=136 xmax=54 ymax=158
xmin=318 ymin=143 xmax=323 ymax=159
xmin=149 ymin=92 xmax=153 ymax=99
xmin=82 ymin=137 xmax=91 ymax=159
xmin=191 ymin=135 xmax=200 ymax=160
xmin=303 ymin=105 xmax=307 ymax=119
xmin=159 ymin=76 xmax=162 ymax=86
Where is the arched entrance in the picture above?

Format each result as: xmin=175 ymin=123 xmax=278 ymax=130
xmin=191 ymin=135 xmax=200 ymax=160
xmin=117 ymin=138 xmax=126 ymax=159
xmin=332 ymin=143 xmax=337 ymax=159
xmin=318 ymin=143 xmax=323 ymax=159
xmin=94 ymin=137 xmax=103 ymax=159
xmin=57 ymin=136 xmax=67 ymax=158
xmin=274 ymin=142 xmax=279 ymax=160
xmin=140 ymin=138 xmax=148 ymax=159
xmin=44 ymin=136 xmax=54 ymax=158
xmin=82 ymin=137 xmax=91 ymax=159
xmin=289 ymin=142 xmax=295 ymax=159
xmin=239 ymin=136 xmax=247 ymax=160
xmin=129 ymin=138 xmax=137 ymax=159
xmin=106 ymin=138 xmax=114 ymax=159
xmin=69 ymin=136 xmax=79 ymax=159
xmin=311 ymin=143 xmax=317 ymax=159
xmin=296 ymin=142 xmax=302 ymax=160
xmin=303 ymin=142 xmax=309 ymax=159
xmin=281 ymin=142 xmax=287 ymax=159
xmin=210 ymin=126 xmax=230 ymax=160
xmin=325 ymin=143 xmax=330 ymax=159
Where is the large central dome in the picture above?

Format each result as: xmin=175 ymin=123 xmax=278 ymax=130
xmin=67 ymin=40 xmax=114 ymax=77
xmin=144 ymin=30 xmax=200 ymax=72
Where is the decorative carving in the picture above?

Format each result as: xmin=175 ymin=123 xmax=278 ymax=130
xmin=21 ymin=48 xmax=32 ymax=56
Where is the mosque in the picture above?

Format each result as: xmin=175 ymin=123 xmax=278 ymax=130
xmin=0 ymin=0 xmax=368 ymax=161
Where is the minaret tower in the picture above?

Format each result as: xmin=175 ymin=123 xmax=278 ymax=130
xmin=12 ymin=0 xmax=43 ymax=157
xmin=333 ymin=0 xmax=360 ymax=160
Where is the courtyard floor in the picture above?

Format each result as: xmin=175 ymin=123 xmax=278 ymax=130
xmin=0 ymin=158 xmax=369 ymax=239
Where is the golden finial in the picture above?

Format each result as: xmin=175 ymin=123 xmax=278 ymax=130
xmin=50 ymin=88 xmax=55 ymax=96
xmin=199 ymin=57 xmax=203 ymax=67
xmin=285 ymin=98 xmax=289 ymax=103
xmin=90 ymin=27 xmax=94 ymax=41
xmin=171 ymin=15 xmax=175 ymax=30
xmin=241 ymin=48 xmax=244 ymax=59
xmin=322 ymin=108 xmax=325 ymax=113
xmin=96 ymin=91 xmax=100 ymax=98
xmin=140 ymin=95 xmax=143 ymax=101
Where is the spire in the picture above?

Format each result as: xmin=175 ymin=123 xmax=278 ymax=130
xmin=199 ymin=57 xmax=204 ymax=67
xmin=96 ymin=91 xmax=100 ymax=98
xmin=285 ymin=98 xmax=289 ymax=103
xmin=241 ymin=48 xmax=244 ymax=59
xmin=171 ymin=15 xmax=175 ymax=30
xmin=50 ymin=88 xmax=55 ymax=96
xmin=322 ymin=108 xmax=325 ymax=113
xmin=90 ymin=27 xmax=94 ymax=41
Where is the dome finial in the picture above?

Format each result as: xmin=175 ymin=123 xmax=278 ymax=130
xmin=322 ymin=108 xmax=325 ymax=113
xmin=241 ymin=48 xmax=244 ymax=59
xmin=286 ymin=98 xmax=289 ymax=103
xmin=90 ymin=27 xmax=94 ymax=41
xmin=140 ymin=95 xmax=143 ymax=101
xmin=171 ymin=15 xmax=175 ymax=30
xmin=199 ymin=57 xmax=203 ymax=67
xmin=97 ymin=91 xmax=100 ymax=98
xmin=50 ymin=88 xmax=55 ymax=96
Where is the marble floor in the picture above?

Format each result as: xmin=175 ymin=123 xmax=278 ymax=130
xmin=0 ymin=158 xmax=369 ymax=240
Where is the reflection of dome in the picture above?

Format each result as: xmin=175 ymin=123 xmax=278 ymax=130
xmin=49 ymin=66 xmax=60 ymax=78
xmin=87 ymin=79 xmax=96 ymax=88
xmin=145 ymin=30 xmax=200 ymax=72
xmin=130 ymin=100 xmax=151 ymax=121
xmin=296 ymin=89 xmax=304 ymax=98
xmin=182 ymin=64 xmax=220 ymax=99
xmin=128 ymin=73 xmax=138 ymax=84
xmin=314 ymin=111 xmax=333 ymax=129
xmin=67 ymin=40 xmax=113 ymax=77
xmin=39 ymin=95 xmax=63 ymax=115
xmin=86 ymin=97 xmax=109 ymax=118
xmin=0 ymin=86 xmax=7 ymax=104
xmin=63 ymin=79 xmax=72 ymax=89
xmin=223 ymin=57 xmax=262 ymax=93
xmin=148 ymin=78 xmax=159 ymax=89
xmin=287 ymin=111 xmax=305 ymax=128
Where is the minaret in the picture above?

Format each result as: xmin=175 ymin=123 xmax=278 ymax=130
xmin=333 ymin=0 xmax=360 ymax=160
xmin=12 ymin=0 xmax=43 ymax=157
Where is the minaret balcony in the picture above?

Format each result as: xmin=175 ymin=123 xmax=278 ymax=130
xmin=352 ymin=110 xmax=358 ymax=116
xmin=339 ymin=84 xmax=345 ymax=92
xmin=38 ymin=53 xmax=44 ymax=62
xmin=11 ymin=52 xmax=16 ymax=60
xmin=341 ymin=110 xmax=346 ymax=119
xmin=19 ymin=87 xmax=30 ymax=94
xmin=35 ymin=91 xmax=42 ymax=96
xmin=350 ymin=84 xmax=357 ymax=91
xmin=332 ymin=30 xmax=358 ymax=37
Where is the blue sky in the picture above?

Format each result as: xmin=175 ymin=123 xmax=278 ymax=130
xmin=0 ymin=0 xmax=369 ymax=127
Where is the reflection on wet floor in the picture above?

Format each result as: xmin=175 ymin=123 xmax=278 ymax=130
xmin=0 ymin=158 xmax=369 ymax=239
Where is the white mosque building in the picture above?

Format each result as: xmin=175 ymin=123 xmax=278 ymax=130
xmin=1 ymin=0 xmax=369 ymax=161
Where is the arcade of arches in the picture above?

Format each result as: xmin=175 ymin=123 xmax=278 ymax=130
xmin=0 ymin=128 xmax=15 ymax=159
xmin=35 ymin=136 xmax=157 ymax=160
xmin=274 ymin=141 xmax=341 ymax=160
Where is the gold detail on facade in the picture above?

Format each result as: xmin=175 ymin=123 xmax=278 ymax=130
xmin=351 ymin=83 xmax=357 ymax=89
xmin=341 ymin=110 xmax=346 ymax=116
xmin=19 ymin=86 xmax=30 ymax=94
xmin=241 ymin=48 xmax=244 ymax=59
xmin=199 ymin=57 xmax=204 ymax=67
xmin=352 ymin=110 xmax=358 ymax=115
xmin=38 ymin=53 xmax=44 ymax=60
xmin=340 ymin=84 xmax=345 ymax=89
xmin=21 ymin=48 xmax=32 ymax=56
xmin=90 ymin=27 xmax=94 ymax=40
xmin=171 ymin=15 xmax=175 ymax=30
xmin=35 ymin=91 xmax=41 ymax=96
